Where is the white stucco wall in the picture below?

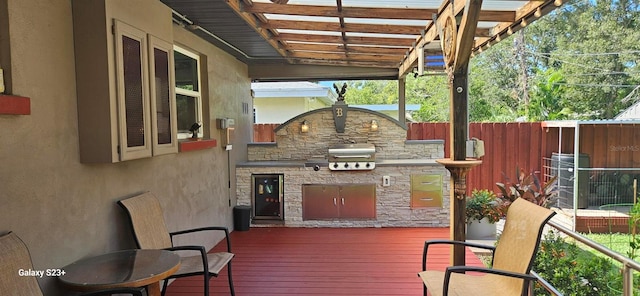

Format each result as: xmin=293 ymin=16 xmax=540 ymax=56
xmin=254 ymin=97 xmax=307 ymax=123
xmin=0 ymin=0 xmax=251 ymax=294
xmin=254 ymin=97 xmax=333 ymax=124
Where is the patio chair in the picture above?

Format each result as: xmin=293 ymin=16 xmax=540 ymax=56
xmin=118 ymin=192 xmax=235 ymax=296
xmin=418 ymin=198 xmax=556 ymax=296
xmin=0 ymin=231 xmax=143 ymax=296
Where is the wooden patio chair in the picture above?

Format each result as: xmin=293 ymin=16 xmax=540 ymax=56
xmin=418 ymin=198 xmax=556 ymax=296
xmin=118 ymin=192 xmax=235 ymax=296
xmin=0 ymin=231 xmax=143 ymax=296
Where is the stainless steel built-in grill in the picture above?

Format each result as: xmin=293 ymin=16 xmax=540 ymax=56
xmin=328 ymin=143 xmax=376 ymax=171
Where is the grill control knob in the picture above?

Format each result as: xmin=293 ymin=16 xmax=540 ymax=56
xmin=333 ymin=163 xmax=339 ymax=169
xmin=355 ymin=163 xmax=360 ymax=168
xmin=365 ymin=163 xmax=371 ymax=168
xmin=344 ymin=163 xmax=350 ymax=168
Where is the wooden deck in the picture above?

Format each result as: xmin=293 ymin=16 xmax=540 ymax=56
xmin=554 ymin=207 xmax=632 ymax=233
xmin=164 ymin=227 xmax=484 ymax=296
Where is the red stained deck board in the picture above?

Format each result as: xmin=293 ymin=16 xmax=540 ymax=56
xmin=164 ymin=227 xmax=485 ymax=296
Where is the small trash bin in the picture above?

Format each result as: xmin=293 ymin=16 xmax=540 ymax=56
xmin=233 ymin=205 xmax=251 ymax=231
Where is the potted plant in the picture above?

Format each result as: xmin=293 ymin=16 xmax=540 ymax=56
xmin=466 ymin=189 xmax=504 ymax=239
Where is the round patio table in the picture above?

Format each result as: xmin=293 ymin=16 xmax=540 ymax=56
xmin=59 ymin=249 xmax=180 ymax=296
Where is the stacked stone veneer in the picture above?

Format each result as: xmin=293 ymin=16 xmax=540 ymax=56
xmin=248 ymin=107 xmax=443 ymax=161
xmin=238 ymin=107 xmax=450 ymax=227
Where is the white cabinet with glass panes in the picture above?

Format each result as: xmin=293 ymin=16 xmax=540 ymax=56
xmin=72 ymin=0 xmax=176 ymax=162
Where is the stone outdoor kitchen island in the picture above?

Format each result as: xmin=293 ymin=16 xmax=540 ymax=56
xmin=236 ymin=99 xmax=450 ymax=228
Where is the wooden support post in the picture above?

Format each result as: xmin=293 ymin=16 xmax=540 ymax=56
xmin=450 ymin=67 xmax=469 ymax=160
xmin=436 ymin=0 xmax=484 ymax=268
xmin=451 ymin=66 xmax=469 ymax=266
xmin=398 ymin=77 xmax=406 ymax=124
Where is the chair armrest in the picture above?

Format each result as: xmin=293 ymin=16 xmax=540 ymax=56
xmin=169 ymin=227 xmax=232 ymax=252
xmin=164 ymin=245 xmax=209 ymax=273
xmin=165 ymin=245 xmax=207 ymax=253
xmin=442 ymin=266 xmax=537 ymax=295
xmin=424 ymin=239 xmax=496 ymax=250
xmin=422 ymin=240 xmax=495 ymax=270
xmin=446 ymin=266 xmax=537 ymax=280
xmin=79 ymin=288 xmax=144 ymax=296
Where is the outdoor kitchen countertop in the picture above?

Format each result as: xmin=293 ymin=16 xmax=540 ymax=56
xmin=236 ymin=161 xmax=309 ymax=167
xmin=236 ymin=159 xmax=441 ymax=167
xmin=376 ymin=159 xmax=440 ymax=166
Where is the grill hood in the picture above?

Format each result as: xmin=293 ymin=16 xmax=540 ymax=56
xmin=328 ymin=143 xmax=375 ymax=171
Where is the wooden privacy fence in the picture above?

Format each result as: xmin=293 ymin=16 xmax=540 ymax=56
xmin=407 ymin=122 xmax=640 ymax=194
xmin=407 ymin=122 xmax=546 ymax=193
xmin=253 ymin=124 xmax=279 ymax=143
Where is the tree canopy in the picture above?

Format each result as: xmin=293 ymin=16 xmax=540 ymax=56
xmin=338 ymin=0 xmax=640 ymax=122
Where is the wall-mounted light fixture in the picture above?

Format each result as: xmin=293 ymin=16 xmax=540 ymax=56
xmin=301 ymin=120 xmax=309 ymax=133
xmin=370 ymin=120 xmax=379 ymax=132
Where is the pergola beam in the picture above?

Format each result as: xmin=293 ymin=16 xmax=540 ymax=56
xmin=454 ymin=0 xmax=482 ymax=71
xmin=226 ymin=0 xmax=290 ymax=58
xmin=398 ymin=0 xmax=559 ymax=78
xmin=246 ymin=3 xmax=438 ymax=20
xmin=275 ymin=33 xmax=415 ymax=47
xmin=247 ymin=3 xmax=515 ymax=22
xmin=262 ymin=20 xmax=425 ymax=35
xmin=284 ymin=43 xmax=407 ymax=55
xmin=398 ymin=0 xmax=466 ymax=77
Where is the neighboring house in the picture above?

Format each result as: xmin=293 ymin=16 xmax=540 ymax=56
xmin=615 ymin=85 xmax=640 ymax=120
xmin=351 ymin=104 xmax=421 ymax=121
xmin=251 ymin=80 xmax=418 ymax=123
xmin=252 ymin=82 xmax=337 ymax=123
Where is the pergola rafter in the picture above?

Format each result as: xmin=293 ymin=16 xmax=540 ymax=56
xmin=219 ymin=0 xmax=565 ymax=77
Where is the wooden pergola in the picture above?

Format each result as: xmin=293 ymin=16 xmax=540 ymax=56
xmin=163 ymin=0 xmax=566 ymax=265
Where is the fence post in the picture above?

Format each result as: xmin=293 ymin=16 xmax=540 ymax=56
xmin=623 ymin=264 xmax=633 ymax=296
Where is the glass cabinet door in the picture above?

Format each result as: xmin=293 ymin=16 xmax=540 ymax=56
xmin=114 ymin=20 xmax=151 ymax=161
xmin=148 ymin=36 xmax=177 ymax=155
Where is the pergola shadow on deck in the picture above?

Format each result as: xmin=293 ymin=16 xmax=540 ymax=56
xmin=164 ymin=227 xmax=484 ymax=296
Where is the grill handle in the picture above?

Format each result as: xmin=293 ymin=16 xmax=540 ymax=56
xmin=331 ymin=155 xmax=372 ymax=159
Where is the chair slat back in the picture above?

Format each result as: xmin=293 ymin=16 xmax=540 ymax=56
xmin=492 ymin=198 xmax=555 ymax=294
xmin=119 ymin=192 xmax=173 ymax=249
xmin=0 ymin=232 xmax=44 ymax=296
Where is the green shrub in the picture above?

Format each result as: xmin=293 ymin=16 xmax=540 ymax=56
xmin=629 ymin=202 xmax=640 ymax=260
xmin=534 ymin=231 xmax=631 ymax=296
